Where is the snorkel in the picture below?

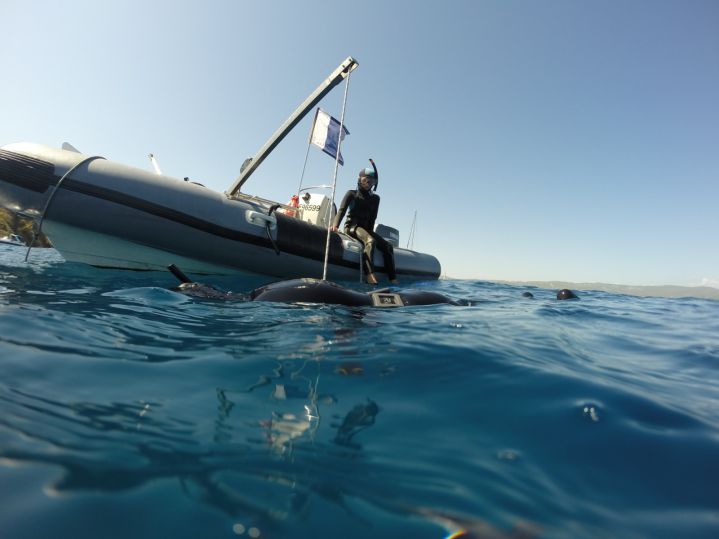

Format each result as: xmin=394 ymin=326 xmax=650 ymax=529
xmin=369 ymin=158 xmax=378 ymax=191
xmin=358 ymin=158 xmax=379 ymax=192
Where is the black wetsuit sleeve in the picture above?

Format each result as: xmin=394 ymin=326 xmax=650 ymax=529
xmin=332 ymin=190 xmax=353 ymax=229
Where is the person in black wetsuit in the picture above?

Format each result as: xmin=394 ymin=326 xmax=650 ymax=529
xmin=330 ymin=162 xmax=398 ymax=285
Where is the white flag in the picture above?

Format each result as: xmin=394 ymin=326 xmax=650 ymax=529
xmin=309 ymin=108 xmax=349 ymax=165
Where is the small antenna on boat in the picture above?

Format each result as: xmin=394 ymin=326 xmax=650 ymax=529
xmin=61 ymin=142 xmax=81 ymax=153
xmin=406 ymin=210 xmax=417 ymax=250
xmin=148 ymin=154 xmax=162 ymax=175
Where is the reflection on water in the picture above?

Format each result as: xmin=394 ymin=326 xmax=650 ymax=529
xmin=0 ymin=352 xmax=537 ymax=539
xmin=333 ymin=399 xmax=380 ymax=448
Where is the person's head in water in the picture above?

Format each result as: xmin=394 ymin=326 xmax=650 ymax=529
xmin=357 ymin=166 xmax=377 ymax=192
xmin=557 ymin=289 xmax=579 ymax=300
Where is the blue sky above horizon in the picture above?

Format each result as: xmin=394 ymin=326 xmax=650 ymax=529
xmin=2 ymin=0 xmax=717 ymax=286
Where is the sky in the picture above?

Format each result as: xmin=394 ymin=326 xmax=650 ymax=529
xmin=1 ymin=0 xmax=717 ymax=286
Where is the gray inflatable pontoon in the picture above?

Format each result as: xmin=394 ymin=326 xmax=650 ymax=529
xmin=0 ymin=57 xmax=441 ymax=282
xmin=0 ymin=142 xmax=440 ymax=281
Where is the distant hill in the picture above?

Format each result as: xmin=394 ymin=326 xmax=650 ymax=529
xmin=0 ymin=207 xmax=52 ymax=247
xmin=493 ymin=280 xmax=719 ymax=301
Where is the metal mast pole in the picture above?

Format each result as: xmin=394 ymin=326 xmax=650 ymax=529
xmin=321 ymin=71 xmax=352 ymax=281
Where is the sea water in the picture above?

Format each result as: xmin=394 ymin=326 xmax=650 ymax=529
xmin=1 ymin=245 xmax=718 ymax=539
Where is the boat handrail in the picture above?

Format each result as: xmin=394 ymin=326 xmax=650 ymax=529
xmin=233 ymin=192 xmax=291 ymax=214
xmin=298 ymin=184 xmax=332 ymax=193
xmin=233 ymin=192 xmax=332 ymax=221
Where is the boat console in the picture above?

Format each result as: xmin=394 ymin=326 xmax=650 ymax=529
xmin=297 ymin=192 xmax=335 ymax=228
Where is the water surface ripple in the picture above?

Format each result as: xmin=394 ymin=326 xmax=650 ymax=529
xmin=1 ymin=246 xmax=718 ymax=538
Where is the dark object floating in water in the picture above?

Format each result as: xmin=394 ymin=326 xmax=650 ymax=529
xmin=557 ymin=288 xmax=579 ymax=300
xmin=521 ymin=291 xmax=534 ymax=299
xmin=168 ymin=264 xmax=456 ymax=307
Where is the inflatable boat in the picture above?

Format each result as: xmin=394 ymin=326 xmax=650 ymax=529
xmin=0 ymin=57 xmax=441 ymax=282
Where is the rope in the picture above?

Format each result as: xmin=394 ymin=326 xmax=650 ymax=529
xmin=25 ymin=155 xmax=105 ymax=262
xmin=266 ymin=204 xmax=282 ymax=255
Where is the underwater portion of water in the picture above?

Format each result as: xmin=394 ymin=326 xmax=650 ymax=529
xmin=1 ymin=245 xmax=718 ymax=539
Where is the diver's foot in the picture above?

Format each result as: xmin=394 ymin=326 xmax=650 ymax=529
xmin=366 ymin=273 xmax=378 ymax=285
xmin=389 ymin=278 xmax=399 ymax=285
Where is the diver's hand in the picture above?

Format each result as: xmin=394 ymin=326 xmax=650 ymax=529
xmin=330 ymin=226 xmax=338 ymax=233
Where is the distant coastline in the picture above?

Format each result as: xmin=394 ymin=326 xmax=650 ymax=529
xmin=493 ymin=280 xmax=719 ymax=301
xmin=0 ymin=207 xmax=51 ymax=247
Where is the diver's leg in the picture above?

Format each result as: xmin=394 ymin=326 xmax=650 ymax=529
xmin=352 ymin=227 xmax=377 ymax=284
xmin=370 ymin=233 xmax=398 ymax=282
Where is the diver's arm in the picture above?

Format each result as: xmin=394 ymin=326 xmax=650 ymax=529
xmin=331 ymin=190 xmax=352 ymax=231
